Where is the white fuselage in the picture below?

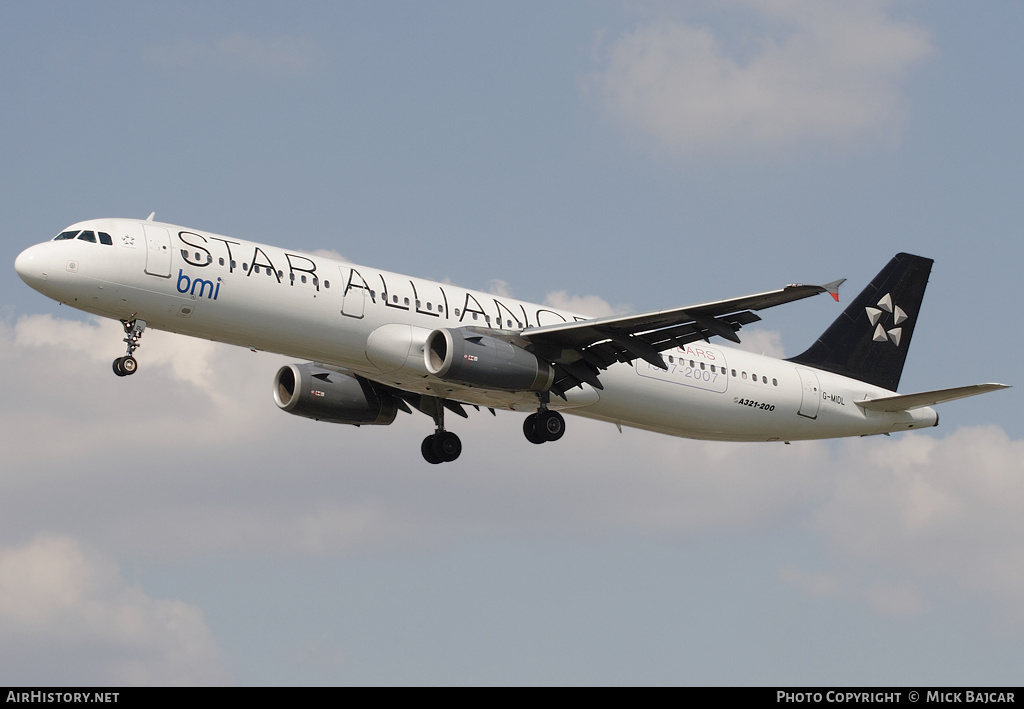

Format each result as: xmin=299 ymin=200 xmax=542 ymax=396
xmin=14 ymin=218 xmax=938 ymax=441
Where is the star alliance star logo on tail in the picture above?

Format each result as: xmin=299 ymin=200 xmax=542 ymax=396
xmin=865 ymin=293 xmax=907 ymax=346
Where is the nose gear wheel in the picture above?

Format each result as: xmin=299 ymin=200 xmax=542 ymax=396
xmin=112 ymin=319 xmax=146 ymax=376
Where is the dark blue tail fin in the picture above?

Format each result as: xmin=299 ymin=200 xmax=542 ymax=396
xmin=788 ymin=253 xmax=933 ymax=391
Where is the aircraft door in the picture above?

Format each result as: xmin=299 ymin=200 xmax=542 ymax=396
xmin=340 ymin=265 xmax=367 ymax=318
xmin=142 ymin=225 xmax=172 ymax=278
xmin=796 ymin=368 xmax=821 ymax=419
xmin=342 ymin=287 xmax=366 ymax=318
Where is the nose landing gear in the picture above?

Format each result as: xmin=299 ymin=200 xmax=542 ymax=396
xmin=112 ymin=319 xmax=146 ymax=377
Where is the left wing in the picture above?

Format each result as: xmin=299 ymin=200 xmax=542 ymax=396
xmin=522 ymin=279 xmax=845 ymax=396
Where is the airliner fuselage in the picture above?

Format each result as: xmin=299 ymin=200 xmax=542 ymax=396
xmin=17 ymin=217 xmax=1002 ymax=462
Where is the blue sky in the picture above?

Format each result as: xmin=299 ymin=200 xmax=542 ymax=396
xmin=2 ymin=1 xmax=1022 ymax=685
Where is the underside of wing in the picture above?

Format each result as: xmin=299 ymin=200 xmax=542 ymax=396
xmin=521 ymin=279 xmax=844 ymax=397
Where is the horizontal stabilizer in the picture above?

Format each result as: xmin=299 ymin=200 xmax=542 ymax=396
xmin=855 ymin=383 xmax=1010 ymax=412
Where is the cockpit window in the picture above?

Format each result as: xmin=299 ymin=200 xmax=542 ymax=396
xmin=52 ymin=229 xmax=114 ymax=245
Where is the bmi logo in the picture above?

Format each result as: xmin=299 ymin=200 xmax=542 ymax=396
xmin=865 ymin=293 xmax=906 ymax=346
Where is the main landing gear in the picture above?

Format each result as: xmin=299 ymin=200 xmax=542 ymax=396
xmin=112 ymin=318 xmax=146 ymax=377
xmin=523 ymin=393 xmax=565 ymax=444
xmin=420 ymin=398 xmax=462 ymax=464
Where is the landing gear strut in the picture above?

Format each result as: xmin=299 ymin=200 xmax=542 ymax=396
xmin=420 ymin=397 xmax=462 ymax=464
xmin=523 ymin=393 xmax=565 ymax=444
xmin=112 ymin=318 xmax=146 ymax=377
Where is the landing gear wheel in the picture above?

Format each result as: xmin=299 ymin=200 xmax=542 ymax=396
xmin=523 ymin=414 xmax=545 ymax=444
xmin=525 ymin=411 xmax=565 ymax=443
xmin=537 ymin=410 xmax=565 ymax=442
xmin=436 ymin=431 xmax=462 ymax=462
xmin=120 ymin=356 xmax=138 ymax=375
xmin=421 ymin=432 xmax=462 ymax=464
xmin=422 ymin=435 xmax=443 ymax=464
xmin=112 ymin=357 xmax=127 ymax=377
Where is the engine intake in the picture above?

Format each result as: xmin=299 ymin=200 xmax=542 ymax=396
xmin=424 ymin=329 xmax=554 ymax=392
xmin=274 ymin=364 xmax=398 ymax=425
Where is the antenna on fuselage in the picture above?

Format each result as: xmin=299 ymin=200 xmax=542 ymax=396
xmin=146 ymin=212 xmax=156 ymax=221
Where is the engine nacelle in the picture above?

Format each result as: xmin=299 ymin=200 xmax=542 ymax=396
xmin=424 ymin=329 xmax=554 ymax=392
xmin=273 ymin=363 xmax=399 ymax=425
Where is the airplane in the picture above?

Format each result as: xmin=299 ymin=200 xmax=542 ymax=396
xmin=14 ymin=215 xmax=1008 ymax=464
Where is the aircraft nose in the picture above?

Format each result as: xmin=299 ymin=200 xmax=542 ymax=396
xmin=14 ymin=244 xmax=49 ymax=284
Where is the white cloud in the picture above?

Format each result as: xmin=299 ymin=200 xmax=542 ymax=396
xmin=486 ymin=279 xmax=514 ymax=298
xmin=0 ymin=536 xmax=228 ymax=685
xmin=590 ymin=0 xmax=933 ymax=155
xmin=733 ymin=328 xmax=786 ymax=358
xmin=543 ymin=291 xmax=628 ymax=318
xmin=3 ymin=313 xmax=1023 ymax=630
xmin=310 ymin=248 xmax=347 ymax=262
xmin=810 ymin=427 xmax=1024 ymax=622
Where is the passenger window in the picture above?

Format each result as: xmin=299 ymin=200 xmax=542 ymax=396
xmin=324 ymin=281 xmax=330 ymax=288
xmin=301 ymin=275 xmax=308 ymax=284
xmin=99 ymin=232 xmax=113 ymax=245
xmin=77 ymin=231 xmax=96 ymax=243
xmin=762 ymin=376 xmax=768 ymax=384
xmin=772 ymin=378 xmax=778 ymax=386
xmin=219 ymin=258 xmax=225 ymax=266
xmin=731 ymin=369 xmax=737 ymax=377
xmin=742 ymin=372 xmax=747 ymax=380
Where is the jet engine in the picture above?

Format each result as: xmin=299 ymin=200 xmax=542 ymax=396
xmin=424 ymin=328 xmax=554 ymax=392
xmin=273 ymin=364 xmax=399 ymax=425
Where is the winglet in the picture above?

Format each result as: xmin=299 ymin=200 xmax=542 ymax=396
xmin=823 ymin=278 xmax=845 ymax=302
